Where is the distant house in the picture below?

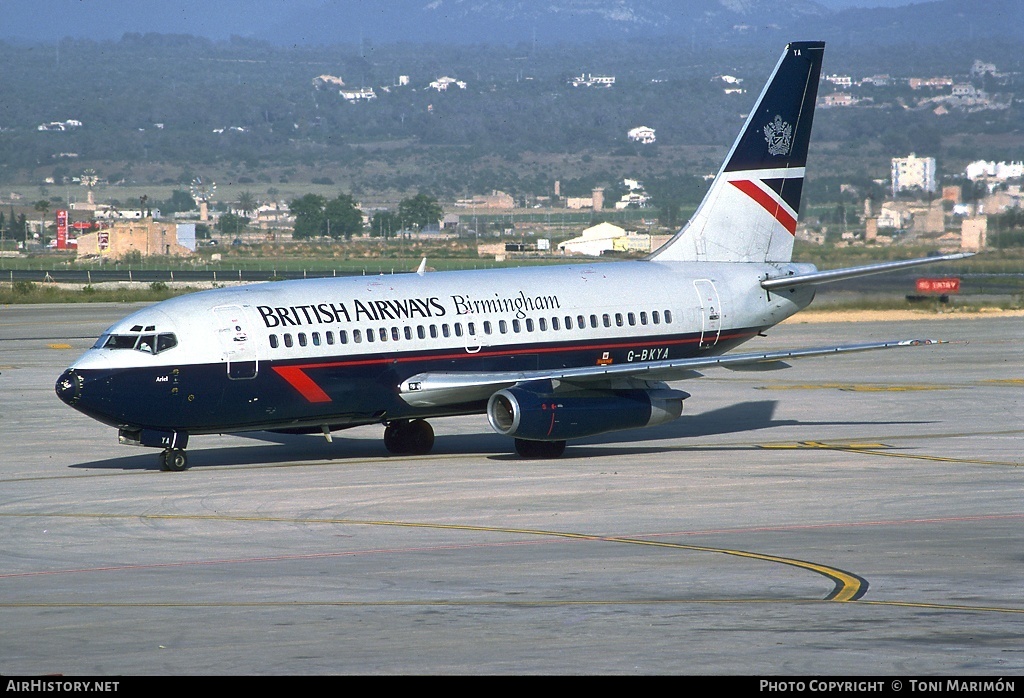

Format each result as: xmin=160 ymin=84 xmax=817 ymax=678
xmin=429 ymin=76 xmax=466 ymax=91
xmin=313 ymin=74 xmax=345 ymax=89
xmin=570 ymin=74 xmax=615 ymax=87
xmin=558 ymin=222 xmax=627 ymax=256
xmin=76 ymin=219 xmax=194 ymax=259
xmin=822 ymin=93 xmax=857 ymax=107
xmin=454 ymin=190 xmax=515 ymax=210
xmin=627 ymin=126 xmax=656 ymax=144
xmin=965 ymin=160 xmax=1024 ymax=182
xmin=37 ymin=119 xmax=82 ymax=131
xmin=340 ymin=87 xmax=376 ymax=102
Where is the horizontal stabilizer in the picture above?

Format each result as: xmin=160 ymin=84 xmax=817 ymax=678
xmin=762 ymin=253 xmax=973 ymax=291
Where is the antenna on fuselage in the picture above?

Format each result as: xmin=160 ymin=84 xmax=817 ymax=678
xmin=416 ymin=258 xmax=427 ymax=276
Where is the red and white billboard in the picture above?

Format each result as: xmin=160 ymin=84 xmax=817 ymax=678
xmin=56 ymin=209 xmax=68 ymax=250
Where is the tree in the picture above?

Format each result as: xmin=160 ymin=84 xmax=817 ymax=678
xmin=289 ymin=194 xmax=327 ymax=240
xmin=323 ymin=193 xmax=363 ymax=239
xmin=370 ymin=210 xmax=401 ymax=239
xmin=216 ymin=212 xmax=250 ymax=237
xmin=290 ymin=192 xmax=363 ymax=239
xmin=34 ymin=200 xmax=50 ymax=239
xmin=398 ymin=192 xmax=443 ymax=232
xmin=237 ymin=191 xmax=257 ymax=219
xmin=165 ymin=190 xmax=196 ymax=214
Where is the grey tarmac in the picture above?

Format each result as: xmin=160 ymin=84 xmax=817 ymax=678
xmin=0 ymin=303 xmax=1022 ymax=675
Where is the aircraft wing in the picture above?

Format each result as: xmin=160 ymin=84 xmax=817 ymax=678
xmin=398 ymin=338 xmax=945 ymax=407
xmin=762 ymin=253 xmax=973 ymax=290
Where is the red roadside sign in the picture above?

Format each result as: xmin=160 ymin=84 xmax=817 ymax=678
xmin=916 ymin=278 xmax=960 ymax=294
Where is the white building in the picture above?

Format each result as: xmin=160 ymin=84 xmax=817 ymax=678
xmin=822 ymin=93 xmax=857 ymax=107
xmin=570 ymin=74 xmax=615 ymax=87
xmin=429 ymin=76 xmax=466 ymax=91
xmin=340 ymin=87 xmax=377 ymax=102
xmin=627 ymin=126 xmax=656 ymax=144
xmin=891 ymin=154 xmax=937 ymax=196
xmin=965 ymin=160 xmax=1024 ymax=182
xmin=558 ymin=222 xmax=627 ymax=256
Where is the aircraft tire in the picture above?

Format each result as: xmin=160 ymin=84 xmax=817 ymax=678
xmin=514 ymin=439 xmax=566 ymax=459
xmin=384 ymin=420 xmax=435 ymax=455
xmin=160 ymin=448 xmax=189 ymax=472
xmin=384 ymin=421 xmax=409 ymax=454
xmin=406 ymin=419 xmax=435 ymax=455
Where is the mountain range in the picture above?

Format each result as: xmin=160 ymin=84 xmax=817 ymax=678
xmin=3 ymin=0 xmax=1022 ymax=47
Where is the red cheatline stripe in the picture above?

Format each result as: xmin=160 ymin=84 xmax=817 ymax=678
xmin=730 ymin=179 xmax=797 ymax=235
xmin=283 ymin=329 xmax=755 ymax=372
xmin=269 ymin=328 xmax=760 ymax=403
xmin=272 ymin=366 xmax=332 ymax=403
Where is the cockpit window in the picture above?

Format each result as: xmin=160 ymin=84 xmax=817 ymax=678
xmin=104 ymin=334 xmax=140 ymax=350
xmin=156 ymin=333 xmax=177 ymax=352
xmin=101 ymin=331 xmax=178 ymax=354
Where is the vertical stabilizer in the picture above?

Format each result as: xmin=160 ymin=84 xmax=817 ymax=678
xmin=650 ymin=41 xmax=824 ymax=263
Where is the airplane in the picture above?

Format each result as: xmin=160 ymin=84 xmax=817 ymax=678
xmin=56 ymin=41 xmax=971 ymax=471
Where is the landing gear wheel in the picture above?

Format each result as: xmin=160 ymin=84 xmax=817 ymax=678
xmin=514 ymin=439 xmax=566 ymax=459
xmin=405 ymin=419 xmax=435 ymax=455
xmin=383 ymin=421 xmax=406 ymax=454
xmin=384 ymin=420 xmax=435 ymax=455
xmin=160 ymin=448 xmax=189 ymax=472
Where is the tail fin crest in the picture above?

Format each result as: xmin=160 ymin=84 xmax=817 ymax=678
xmin=650 ymin=41 xmax=825 ymax=264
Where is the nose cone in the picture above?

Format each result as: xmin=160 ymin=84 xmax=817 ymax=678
xmin=56 ymin=369 xmax=83 ymax=406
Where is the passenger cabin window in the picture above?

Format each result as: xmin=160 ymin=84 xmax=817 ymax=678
xmin=665 ymin=310 xmax=673 ymax=323
xmin=284 ymin=334 xmax=294 ymax=348
xmin=312 ymin=332 xmax=321 ymax=346
xmin=270 ymin=335 xmax=279 ymax=349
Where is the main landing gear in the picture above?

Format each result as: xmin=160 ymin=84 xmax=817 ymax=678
xmin=514 ymin=439 xmax=566 ymax=459
xmin=383 ymin=419 xmax=435 ymax=456
xmin=160 ymin=448 xmax=189 ymax=472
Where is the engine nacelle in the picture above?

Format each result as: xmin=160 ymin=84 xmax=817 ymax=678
xmin=486 ymin=386 xmax=688 ymax=442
